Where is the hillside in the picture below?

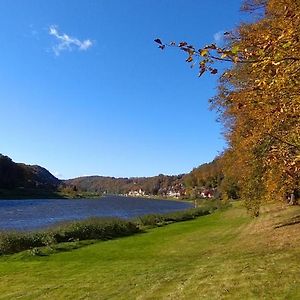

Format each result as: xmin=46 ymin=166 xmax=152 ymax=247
xmin=65 ymin=160 xmax=229 ymax=198
xmin=0 ymin=154 xmax=187 ymax=199
xmin=0 ymin=154 xmax=61 ymax=198
xmin=0 ymin=202 xmax=299 ymax=299
xmin=0 ymin=153 xmax=226 ymax=199
xmin=65 ymin=174 xmax=185 ymax=197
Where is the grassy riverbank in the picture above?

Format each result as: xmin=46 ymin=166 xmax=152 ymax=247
xmin=0 ymin=206 xmax=213 ymax=255
xmin=0 ymin=202 xmax=299 ymax=299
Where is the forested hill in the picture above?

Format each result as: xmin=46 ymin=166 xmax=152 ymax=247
xmin=65 ymin=160 xmax=231 ymax=198
xmin=65 ymin=174 xmax=185 ymax=197
xmin=0 ymin=153 xmax=227 ymax=199
xmin=0 ymin=154 xmax=187 ymax=198
xmin=0 ymin=154 xmax=60 ymax=196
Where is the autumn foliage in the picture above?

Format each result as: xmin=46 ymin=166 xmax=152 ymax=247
xmin=157 ymin=0 xmax=300 ymax=215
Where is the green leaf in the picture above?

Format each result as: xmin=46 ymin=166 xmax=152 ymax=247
xmin=283 ymin=41 xmax=292 ymax=48
xmin=231 ymin=45 xmax=239 ymax=55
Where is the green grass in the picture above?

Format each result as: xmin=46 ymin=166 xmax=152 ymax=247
xmin=0 ymin=218 xmax=141 ymax=255
xmin=0 ymin=203 xmax=299 ymax=299
xmin=0 ymin=206 xmax=214 ymax=255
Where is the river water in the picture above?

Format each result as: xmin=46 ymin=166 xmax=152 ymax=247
xmin=0 ymin=196 xmax=192 ymax=231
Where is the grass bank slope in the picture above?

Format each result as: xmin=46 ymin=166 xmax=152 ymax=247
xmin=0 ymin=203 xmax=299 ymax=299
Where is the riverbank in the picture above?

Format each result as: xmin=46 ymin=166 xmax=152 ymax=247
xmin=0 ymin=188 xmax=102 ymax=200
xmin=0 ymin=202 xmax=299 ymax=299
xmin=0 ymin=205 xmax=215 ymax=255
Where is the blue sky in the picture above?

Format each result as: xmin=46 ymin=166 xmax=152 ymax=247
xmin=0 ymin=0 xmax=244 ymax=179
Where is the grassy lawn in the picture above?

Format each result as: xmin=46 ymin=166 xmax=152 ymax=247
xmin=0 ymin=203 xmax=299 ymax=299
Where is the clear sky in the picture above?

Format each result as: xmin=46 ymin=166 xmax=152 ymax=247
xmin=0 ymin=0 xmax=244 ymax=179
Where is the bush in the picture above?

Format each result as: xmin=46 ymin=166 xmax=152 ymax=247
xmin=51 ymin=218 xmax=140 ymax=242
xmin=0 ymin=218 xmax=140 ymax=255
xmin=136 ymin=207 xmax=212 ymax=228
xmin=0 ymin=232 xmax=45 ymax=254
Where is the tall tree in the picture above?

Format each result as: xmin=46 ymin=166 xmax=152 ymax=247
xmin=157 ymin=0 xmax=300 ymax=215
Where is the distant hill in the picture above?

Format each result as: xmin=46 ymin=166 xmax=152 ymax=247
xmin=183 ymin=157 xmax=240 ymax=200
xmin=65 ymin=174 xmax=185 ymax=197
xmin=0 ymin=154 xmax=61 ymax=198
xmin=182 ymin=158 xmax=223 ymax=198
xmin=0 ymin=153 xmax=228 ymax=200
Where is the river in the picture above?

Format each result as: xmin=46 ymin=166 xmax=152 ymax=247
xmin=0 ymin=196 xmax=192 ymax=230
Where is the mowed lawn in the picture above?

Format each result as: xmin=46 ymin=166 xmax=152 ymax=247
xmin=0 ymin=203 xmax=299 ymax=299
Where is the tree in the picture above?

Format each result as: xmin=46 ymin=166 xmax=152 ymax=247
xmin=157 ymin=0 xmax=300 ymax=215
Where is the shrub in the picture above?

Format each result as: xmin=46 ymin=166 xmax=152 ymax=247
xmin=50 ymin=218 xmax=140 ymax=242
xmin=0 ymin=232 xmax=45 ymax=254
xmin=0 ymin=218 xmax=140 ymax=255
xmin=136 ymin=207 xmax=212 ymax=228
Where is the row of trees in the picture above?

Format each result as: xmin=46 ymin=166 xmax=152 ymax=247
xmin=158 ymin=0 xmax=300 ymax=215
xmin=220 ymin=0 xmax=299 ymax=215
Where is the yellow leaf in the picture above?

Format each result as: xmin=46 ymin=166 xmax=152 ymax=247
xmin=200 ymin=49 xmax=208 ymax=57
xmin=186 ymin=56 xmax=193 ymax=63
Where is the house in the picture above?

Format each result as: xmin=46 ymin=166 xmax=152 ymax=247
xmin=200 ymin=190 xmax=213 ymax=198
xmin=128 ymin=189 xmax=145 ymax=196
xmin=167 ymin=190 xmax=181 ymax=198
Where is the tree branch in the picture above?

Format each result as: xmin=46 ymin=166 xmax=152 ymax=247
xmin=266 ymin=133 xmax=300 ymax=149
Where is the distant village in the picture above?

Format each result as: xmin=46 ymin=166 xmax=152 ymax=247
xmin=124 ymin=184 xmax=214 ymax=199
